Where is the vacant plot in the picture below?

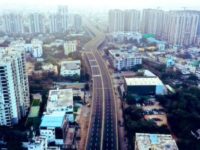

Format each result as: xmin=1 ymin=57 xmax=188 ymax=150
xmin=28 ymin=99 xmax=40 ymax=118
xmin=144 ymin=115 xmax=168 ymax=126
xmin=26 ymin=99 xmax=41 ymax=128
xmin=29 ymin=106 xmax=40 ymax=118
xmin=32 ymin=99 xmax=40 ymax=106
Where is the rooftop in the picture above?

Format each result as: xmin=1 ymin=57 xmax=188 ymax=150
xmin=0 ymin=47 xmax=25 ymax=65
xmin=135 ymin=133 xmax=179 ymax=150
xmin=125 ymin=77 xmax=164 ymax=86
xmin=143 ymin=70 xmax=156 ymax=77
xmin=47 ymin=89 xmax=73 ymax=111
xmin=61 ymin=60 xmax=81 ymax=71
xmin=40 ymin=111 xmax=66 ymax=128
xmin=109 ymin=49 xmax=141 ymax=60
xmin=64 ymin=40 xmax=77 ymax=45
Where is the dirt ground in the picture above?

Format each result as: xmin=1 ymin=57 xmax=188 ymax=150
xmin=144 ymin=114 xmax=168 ymax=126
xmin=76 ymin=106 xmax=90 ymax=150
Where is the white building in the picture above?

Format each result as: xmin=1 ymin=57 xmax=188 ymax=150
xmin=60 ymin=60 xmax=81 ymax=77
xmin=0 ymin=48 xmax=30 ymax=126
xmin=109 ymin=9 xmax=125 ymax=32
xmin=109 ymin=9 xmax=141 ymax=33
xmin=64 ymin=41 xmax=77 ymax=56
xmin=74 ymin=14 xmax=82 ymax=32
xmin=9 ymin=39 xmax=43 ymax=58
xmin=49 ymin=6 xmax=68 ymax=33
xmin=47 ymin=89 xmax=74 ymax=122
xmin=23 ymin=136 xmax=61 ymax=150
xmin=29 ymin=13 xmax=45 ymax=34
xmin=135 ymin=133 xmax=178 ymax=150
xmin=58 ymin=5 xmax=68 ymax=32
xmin=49 ymin=14 xmax=62 ymax=33
xmin=163 ymin=11 xmax=199 ymax=46
xmin=2 ymin=13 xmax=24 ymax=34
xmin=26 ymin=136 xmax=47 ymax=150
xmin=31 ymin=39 xmax=43 ymax=58
xmin=109 ymin=49 xmax=142 ymax=71
xmin=141 ymin=9 xmax=164 ymax=37
xmin=125 ymin=76 xmax=166 ymax=96
xmin=40 ymin=111 xmax=67 ymax=145
xmin=42 ymin=63 xmax=58 ymax=74
xmin=124 ymin=9 xmax=141 ymax=32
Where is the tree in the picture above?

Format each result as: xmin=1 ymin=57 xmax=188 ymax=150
xmin=34 ymin=62 xmax=42 ymax=70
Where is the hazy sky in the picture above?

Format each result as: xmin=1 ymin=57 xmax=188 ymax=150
xmin=0 ymin=0 xmax=200 ymax=12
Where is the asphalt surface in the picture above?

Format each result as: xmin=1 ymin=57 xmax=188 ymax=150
xmin=94 ymin=51 xmax=117 ymax=150
xmin=84 ymin=19 xmax=118 ymax=150
xmin=85 ymin=51 xmax=118 ymax=150
xmin=86 ymin=53 xmax=103 ymax=150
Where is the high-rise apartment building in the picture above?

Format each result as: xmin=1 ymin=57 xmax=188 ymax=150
xmin=124 ymin=9 xmax=141 ymax=32
xmin=0 ymin=48 xmax=30 ymax=126
xmin=49 ymin=14 xmax=62 ymax=33
xmin=164 ymin=11 xmax=199 ymax=46
xmin=29 ymin=13 xmax=45 ymax=33
xmin=109 ymin=9 xmax=125 ymax=32
xmin=49 ymin=6 xmax=68 ymax=33
xmin=109 ymin=9 xmax=141 ymax=33
xmin=141 ymin=9 xmax=164 ymax=37
xmin=2 ymin=13 xmax=24 ymax=34
xmin=74 ymin=14 xmax=82 ymax=32
xmin=58 ymin=5 xmax=68 ymax=32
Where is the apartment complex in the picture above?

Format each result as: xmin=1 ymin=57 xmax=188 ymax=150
xmin=124 ymin=10 xmax=141 ymax=32
xmin=2 ymin=13 xmax=24 ymax=34
xmin=0 ymin=6 xmax=82 ymax=34
xmin=108 ymin=9 xmax=200 ymax=46
xmin=109 ymin=49 xmax=142 ymax=71
xmin=162 ymin=11 xmax=199 ymax=46
xmin=109 ymin=9 xmax=140 ymax=32
xmin=141 ymin=9 xmax=164 ymax=37
xmin=109 ymin=9 xmax=125 ymax=32
xmin=49 ymin=6 xmax=68 ymax=33
xmin=29 ymin=13 xmax=45 ymax=34
xmin=0 ymin=48 xmax=30 ymax=126
xmin=10 ymin=39 xmax=43 ymax=58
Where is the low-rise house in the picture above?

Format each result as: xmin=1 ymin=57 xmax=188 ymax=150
xmin=26 ymin=136 xmax=47 ymax=150
xmin=64 ymin=40 xmax=77 ymax=56
xmin=109 ymin=49 xmax=142 ymax=71
xmin=60 ymin=60 xmax=81 ymax=77
xmin=40 ymin=111 xmax=67 ymax=145
xmin=42 ymin=63 xmax=58 ymax=75
xmin=47 ymin=89 xmax=74 ymax=122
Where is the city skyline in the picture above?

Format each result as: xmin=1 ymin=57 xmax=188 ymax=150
xmin=0 ymin=2 xmax=200 ymax=150
xmin=0 ymin=0 xmax=200 ymax=12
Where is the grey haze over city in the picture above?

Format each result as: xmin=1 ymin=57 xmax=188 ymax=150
xmin=0 ymin=0 xmax=200 ymax=12
xmin=0 ymin=0 xmax=200 ymax=150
